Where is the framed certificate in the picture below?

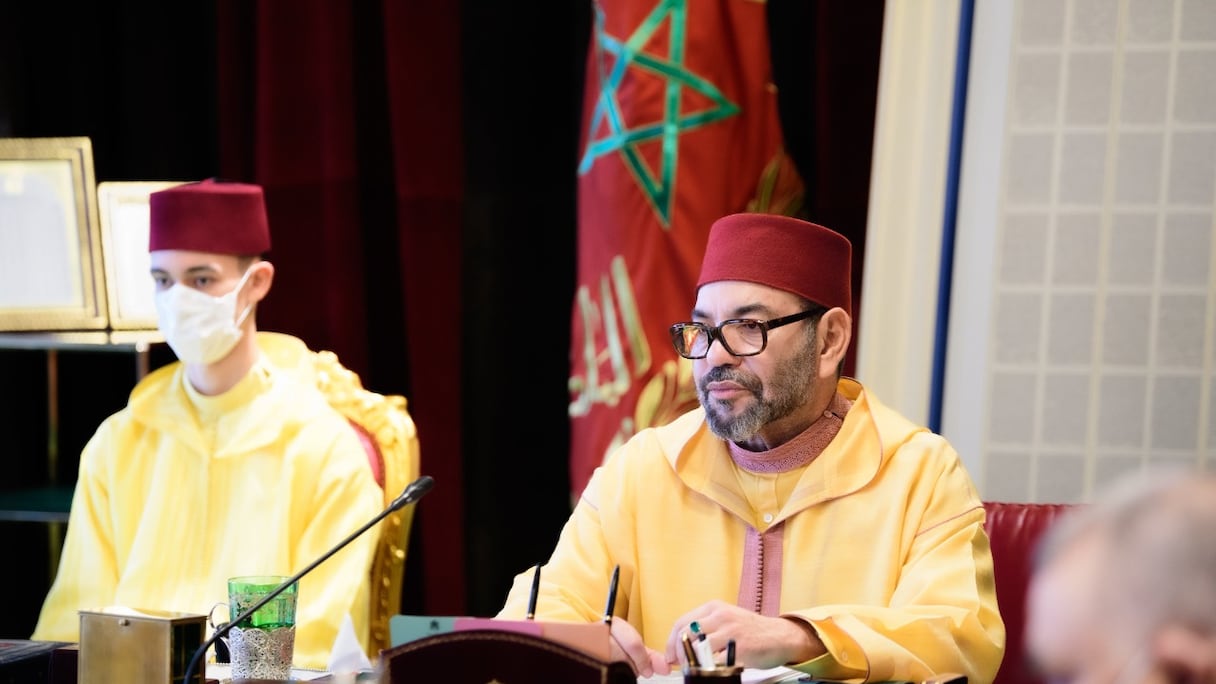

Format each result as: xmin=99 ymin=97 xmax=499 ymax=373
xmin=97 ymin=181 xmax=184 ymax=330
xmin=0 ymin=137 xmax=108 ymax=331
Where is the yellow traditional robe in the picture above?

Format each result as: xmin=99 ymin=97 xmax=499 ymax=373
xmin=499 ymin=378 xmax=1004 ymax=684
xmin=32 ymin=333 xmax=382 ymax=670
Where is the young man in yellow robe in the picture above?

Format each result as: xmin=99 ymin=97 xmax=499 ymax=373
xmin=499 ymin=213 xmax=1005 ymax=683
xmin=31 ymin=179 xmax=382 ymax=670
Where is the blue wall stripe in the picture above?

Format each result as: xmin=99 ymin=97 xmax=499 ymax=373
xmin=928 ymin=0 xmax=976 ymax=433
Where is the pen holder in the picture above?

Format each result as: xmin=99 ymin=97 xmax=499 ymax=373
xmin=684 ymin=666 xmax=744 ymax=683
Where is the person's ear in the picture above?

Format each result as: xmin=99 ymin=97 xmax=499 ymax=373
xmin=246 ymin=261 xmax=275 ymax=304
xmin=817 ymin=307 xmax=852 ymax=378
xmin=1152 ymin=624 xmax=1216 ymax=683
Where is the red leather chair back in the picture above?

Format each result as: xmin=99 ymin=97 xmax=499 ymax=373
xmin=983 ymin=502 xmax=1077 ymax=684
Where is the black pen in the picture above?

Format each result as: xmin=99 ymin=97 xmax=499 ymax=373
xmin=603 ymin=564 xmax=620 ymax=625
xmin=526 ymin=563 xmax=541 ymax=620
xmin=726 ymin=638 xmax=736 ymax=667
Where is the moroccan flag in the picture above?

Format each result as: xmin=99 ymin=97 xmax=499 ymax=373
xmin=568 ymin=0 xmax=805 ymax=496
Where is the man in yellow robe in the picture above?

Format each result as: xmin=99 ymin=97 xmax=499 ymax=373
xmin=31 ymin=179 xmax=382 ymax=670
xmin=499 ymin=213 xmax=1005 ymax=683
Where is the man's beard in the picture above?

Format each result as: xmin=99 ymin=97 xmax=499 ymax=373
xmin=697 ymin=334 xmax=819 ymax=445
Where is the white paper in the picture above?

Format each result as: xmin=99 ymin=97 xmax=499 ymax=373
xmin=327 ymin=613 xmax=374 ymax=674
xmin=638 ymin=665 xmax=805 ymax=683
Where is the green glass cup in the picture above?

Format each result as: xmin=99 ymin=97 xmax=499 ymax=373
xmin=225 ymin=575 xmax=298 ymax=679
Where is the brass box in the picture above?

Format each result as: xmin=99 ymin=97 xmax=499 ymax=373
xmin=79 ymin=609 xmax=207 ymax=684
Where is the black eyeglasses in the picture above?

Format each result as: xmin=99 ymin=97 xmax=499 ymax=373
xmin=669 ymin=308 xmax=824 ymax=359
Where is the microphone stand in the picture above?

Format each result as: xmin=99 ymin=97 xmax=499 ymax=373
xmin=182 ymin=475 xmax=435 ymax=683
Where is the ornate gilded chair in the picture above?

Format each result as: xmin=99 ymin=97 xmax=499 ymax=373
xmin=312 ymin=350 xmax=422 ymax=657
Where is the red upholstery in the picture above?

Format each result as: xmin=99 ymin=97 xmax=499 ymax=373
xmin=983 ymin=502 xmax=1077 ymax=684
xmin=348 ymin=418 xmax=385 ymax=488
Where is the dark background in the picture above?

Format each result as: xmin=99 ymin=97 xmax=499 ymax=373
xmin=0 ymin=1 xmax=884 ymax=640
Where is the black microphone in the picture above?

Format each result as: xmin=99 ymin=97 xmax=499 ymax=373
xmin=183 ymin=474 xmax=436 ymax=683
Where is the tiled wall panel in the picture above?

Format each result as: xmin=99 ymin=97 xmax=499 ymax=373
xmin=983 ymin=0 xmax=1215 ymax=500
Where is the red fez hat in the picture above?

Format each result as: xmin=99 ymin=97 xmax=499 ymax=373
xmin=696 ymin=213 xmax=852 ymax=315
xmin=148 ymin=179 xmax=271 ymax=254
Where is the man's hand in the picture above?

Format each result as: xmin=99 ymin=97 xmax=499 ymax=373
xmin=610 ymin=617 xmax=672 ymax=678
xmin=663 ymin=599 xmax=826 ymax=669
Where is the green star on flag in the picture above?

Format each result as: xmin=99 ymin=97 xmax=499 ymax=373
xmin=578 ymin=0 xmax=740 ymax=227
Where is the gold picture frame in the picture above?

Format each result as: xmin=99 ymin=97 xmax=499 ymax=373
xmin=97 ymin=181 xmax=184 ymax=330
xmin=0 ymin=137 xmax=108 ymax=331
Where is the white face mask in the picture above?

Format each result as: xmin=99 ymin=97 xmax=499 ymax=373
xmin=154 ymin=269 xmax=254 ymax=365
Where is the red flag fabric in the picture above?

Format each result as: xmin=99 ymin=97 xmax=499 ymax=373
xmin=568 ymin=0 xmax=805 ymax=497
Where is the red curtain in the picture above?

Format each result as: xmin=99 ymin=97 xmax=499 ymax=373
xmin=215 ymin=0 xmax=466 ymax=615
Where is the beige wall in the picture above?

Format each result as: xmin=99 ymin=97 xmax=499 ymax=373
xmin=861 ymin=0 xmax=1216 ymax=503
